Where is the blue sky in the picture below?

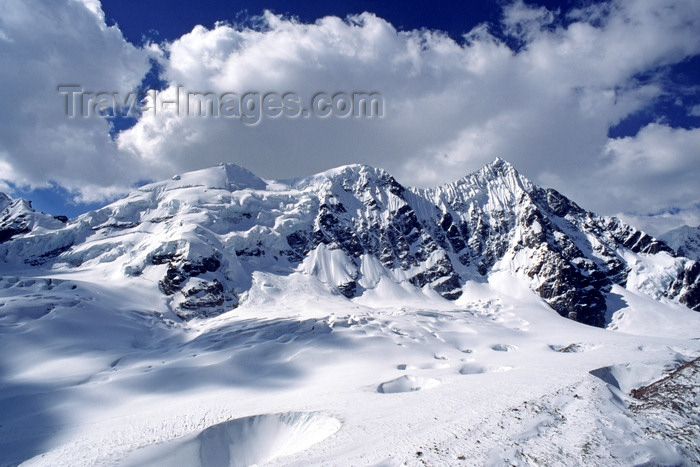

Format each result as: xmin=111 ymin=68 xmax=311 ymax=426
xmin=1 ymin=0 xmax=699 ymax=234
xmin=103 ymin=0 xmax=700 ymax=138
xmin=101 ymin=0 xmax=506 ymax=44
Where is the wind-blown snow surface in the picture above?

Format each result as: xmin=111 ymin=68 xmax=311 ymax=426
xmin=1 ymin=161 xmax=700 ymax=465
xmin=1 ymin=269 xmax=699 ymax=466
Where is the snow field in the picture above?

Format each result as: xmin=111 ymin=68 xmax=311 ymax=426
xmin=2 ymin=268 xmax=698 ymax=466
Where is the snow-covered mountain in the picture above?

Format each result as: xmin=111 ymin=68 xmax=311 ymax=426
xmin=0 ymin=193 xmax=67 ymax=243
xmin=2 ymin=160 xmax=700 ymax=466
xmin=1 ymin=159 xmax=697 ymax=325
xmin=661 ymin=224 xmax=700 ymax=261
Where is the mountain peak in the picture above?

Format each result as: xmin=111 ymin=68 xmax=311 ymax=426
xmin=145 ymin=163 xmax=267 ymax=193
xmin=660 ymin=224 xmax=700 ymax=261
xmin=293 ymin=163 xmax=398 ymax=192
xmin=470 ymin=158 xmax=531 ymax=190
xmin=425 ymin=158 xmax=532 ymax=206
xmin=2 ymin=159 xmax=698 ymax=326
xmin=320 ymin=163 xmax=389 ymax=179
xmin=489 ymin=156 xmax=507 ymax=166
xmin=219 ymin=163 xmax=267 ymax=190
xmin=0 ymin=192 xmax=11 ymax=212
xmin=480 ymin=157 xmax=517 ymax=177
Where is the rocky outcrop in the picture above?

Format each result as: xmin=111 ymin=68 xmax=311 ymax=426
xmin=0 ymin=162 xmax=697 ymax=324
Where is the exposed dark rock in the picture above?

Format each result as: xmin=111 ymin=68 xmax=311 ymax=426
xmin=0 ymin=225 xmax=30 ymax=243
xmin=151 ymin=252 xmax=180 ymax=265
xmin=180 ymin=280 xmax=225 ymax=309
xmin=24 ymin=244 xmax=73 ymax=266
xmin=235 ymin=248 xmax=263 ymax=257
xmin=158 ymin=255 xmax=222 ymax=297
xmin=337 ymin=281 xmax=357 ymax=298
xmin=2 ymin=160 xmax=698 ymax=325
xmin=92 ymin=221 xmax=138 ymax=231
xmin=669 ymin=261 xmax=700 ymax=311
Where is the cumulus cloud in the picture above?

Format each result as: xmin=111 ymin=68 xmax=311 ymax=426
xmin=597 ymin=124 xmax=700 ymax=235
xmin=0 ymin=0 xmax=152 ymax=200
xmin=1 ymin=0 xmax=699 ymax=234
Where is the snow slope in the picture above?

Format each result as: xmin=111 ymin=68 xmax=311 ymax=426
xmin=661 ymin=224 xmax=700 ymax=261
xmin=1 ymin=161 xmax=700 ymax=466
xmin=0 ymin=160 xmax=697 ymax=325
xmin=1 ymin=269 xmax=699 ymax=466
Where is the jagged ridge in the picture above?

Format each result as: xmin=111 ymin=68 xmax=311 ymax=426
xmin=0 ymin=160 xmax=698 ymax=324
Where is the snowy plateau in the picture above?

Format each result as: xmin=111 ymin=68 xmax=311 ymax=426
xmin=0 ymin=159 xmax=699 ymax=466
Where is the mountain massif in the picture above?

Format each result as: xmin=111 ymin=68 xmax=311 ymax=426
xmin=3 ymin=160 xmax=700 ymax=466
xmin=1 ymin=159 xmax=698 ymax=326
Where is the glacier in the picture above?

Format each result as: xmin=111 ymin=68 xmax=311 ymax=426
xmin=0 ymin=159 xmax=699 ymax=466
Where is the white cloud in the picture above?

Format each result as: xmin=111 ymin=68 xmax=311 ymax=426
xmin=117 ymin=1 xmax=700 ymax=186
xmin=617 ymin=209 xmax=700 ymax=238
xmin=537 ymin=122 xmax=700 ymax=237
xmin=1 ymin=0 xmax=699 ymax=235
xmin=587 ymin=124 xmax=700 ymax=236
xmin=502 ymin=0 xmax=556 ymax=42
xmin=0 ymin=0 xmax=152 ymax=200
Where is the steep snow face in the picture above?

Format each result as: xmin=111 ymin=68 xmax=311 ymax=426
xmin=419 ymin=159 xmax=694 ymax=326
xmin=0 ymin=163 xmax=463 ymax=318
xmin=0 ymin=192 xmax=11 ymax=212
xmin=285 ymin=164 xmax=463 ymax=300
xmin=661 ymin=225 xmax=700 ymax=261
xmin=0 ymin=160 xmax=697 ymax=323
xmin=0 ymin=194 xmax=66 ymax=244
